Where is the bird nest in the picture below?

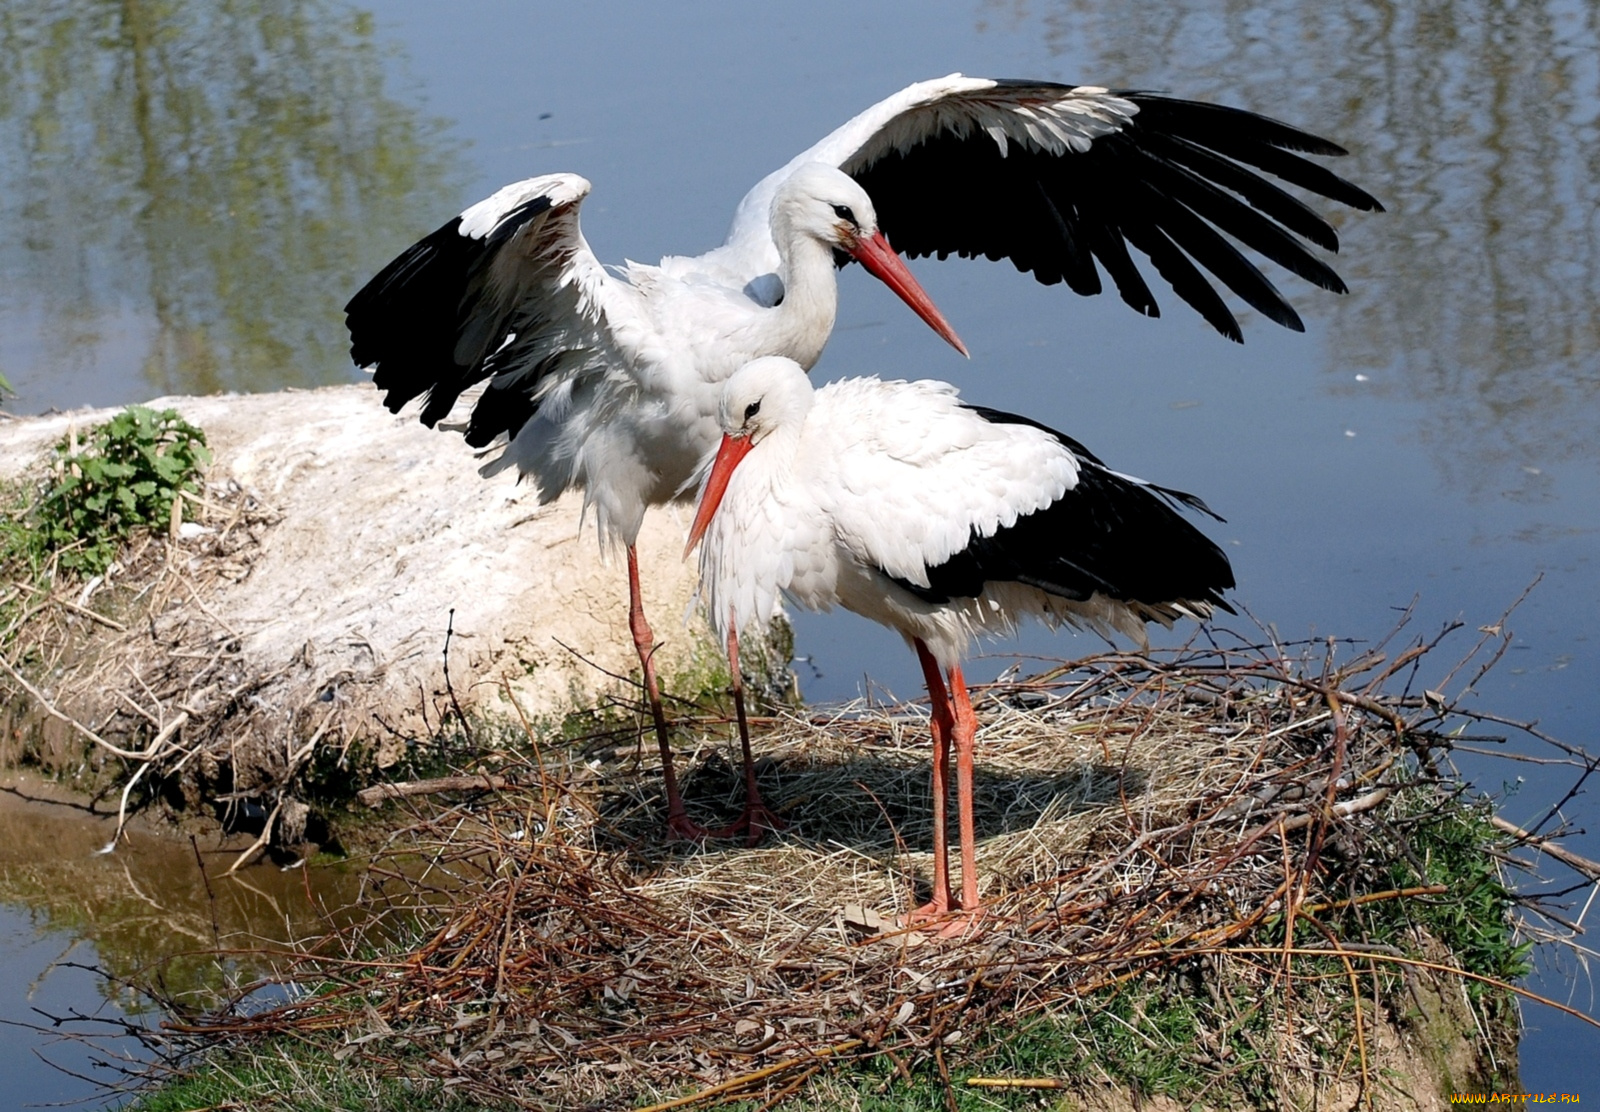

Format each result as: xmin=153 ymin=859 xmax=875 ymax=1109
xmin=143 ymin=613 xmax=1593 ymax=1110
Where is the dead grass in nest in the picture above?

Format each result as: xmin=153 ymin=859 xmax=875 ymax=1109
xmin=0 ymin=480 xmax=271 ymax=720
xmin=140 ymin=606 xmax=1598 ymax=1111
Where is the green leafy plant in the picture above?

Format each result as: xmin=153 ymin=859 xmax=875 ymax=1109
xmin=30 ymin=406 xmax=212 ymax=576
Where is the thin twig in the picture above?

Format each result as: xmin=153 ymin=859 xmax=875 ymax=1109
xmin=1491 ymin=816 xmax=1600 ymax=882
xmin=442 ymin=608 xmax=473 ymax=743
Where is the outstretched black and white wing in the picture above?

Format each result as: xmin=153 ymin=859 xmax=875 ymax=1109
xmin=731 ymin=75 xmax=1382 ymax=342
xmin=346 ymin=174 xmax=637 ymax=449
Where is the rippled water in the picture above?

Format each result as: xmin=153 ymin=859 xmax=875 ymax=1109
xmin=1 ymin=0 xmax=1595 ymax=1101
xmin=0 ymin=780 xmax=367 ymax=1107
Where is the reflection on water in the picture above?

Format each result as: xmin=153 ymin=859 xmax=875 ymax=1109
xmin=0 ymin=0 xmax=462 ymax=404
xmin=0 ymin=780 xmax=376 ymax=1105
xmin=1015 ymin=0 xmax=1600 ymax=500
xmin=0 ymin=781 xmax=366 ymax=1010
xmin=1 ymin=907 xmax=139 ymax=1108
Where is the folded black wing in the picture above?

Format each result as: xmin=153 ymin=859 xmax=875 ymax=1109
xmin=894 ymin=406 xmax=1236 ymax=618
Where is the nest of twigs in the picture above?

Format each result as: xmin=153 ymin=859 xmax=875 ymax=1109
xmin=142 ymin=613 xmax=1597 ymax=1110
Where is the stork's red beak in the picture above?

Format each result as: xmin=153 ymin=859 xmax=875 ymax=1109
xmin=850 ymin=230 xmax=969 ymax=357
xmin=685 ymin=433 xmax=755 ymax=559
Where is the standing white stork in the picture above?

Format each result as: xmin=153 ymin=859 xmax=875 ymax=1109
xmin=685 ymin=357 xmax=1234 ymax=926
xmin=346 ymin=75 xmax=1376 ymax=840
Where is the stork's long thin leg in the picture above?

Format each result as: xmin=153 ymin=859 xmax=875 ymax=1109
xmin=627 ymin=546 xmax=706 ymax=841
xmin=704 ymin=618 xmax=786 ymax=844
xmin=907 ymin=638 xmax=957 ymax=921
xmin=948 ymin=664 xmax=982 ymax=913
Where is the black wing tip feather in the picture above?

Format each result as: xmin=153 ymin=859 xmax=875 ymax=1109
xmin=1123 ymin=91 xmax=1351 ymax=158
xmin=1124 ymin=171 xmax=1308 ymax=333
xmin=1138 ymin=480 xmax=1228 ymax=524
xmin=1120 ymin=219 xmax=1247 ymax=342
xmin=465 ymin=380 xmax=538 ymax=447
xmin=922 ymin=406 xmax=1236 ymax=616
xmin=344 ymin=215 xmax=461 ymax=319
xmin=376 ymin=386 xmax=411 ymax=417
xmin=1127 ymin=134 xmax=1354 ymax=289
xmin=343 ymin=188 xmax=570 ymax=442
xmin=1127 ymin=93 xmax=1385 ymax=212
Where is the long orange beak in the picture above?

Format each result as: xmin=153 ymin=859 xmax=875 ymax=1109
xmin=850 ymin=230 xmax=969 ymax=357
xmin=685 ymin=433 xmax=755 ymax=559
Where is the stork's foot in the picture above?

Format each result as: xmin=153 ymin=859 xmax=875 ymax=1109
xmin=664 ymin=811 xmax=717 ymax=843
xmin=703 ymin=799 xmax=788 ymax=846
xmin=900 ymin=899 xmax=987 ymax=939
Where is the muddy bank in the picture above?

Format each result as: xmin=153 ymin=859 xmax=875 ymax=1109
xmin=0 ymin=386 xmax=746 ymax=844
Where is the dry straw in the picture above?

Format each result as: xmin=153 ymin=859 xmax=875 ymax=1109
xmin=148 ymin=597 xmax=1600 ymax=1109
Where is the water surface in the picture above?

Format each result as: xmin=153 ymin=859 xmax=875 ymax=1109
xmin=0 ymin=779 xmax=368 ymax=1106
xmin=0 ymin=0 xmax=1595 ymax=1100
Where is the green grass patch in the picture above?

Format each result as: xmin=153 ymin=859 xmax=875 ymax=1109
xmin=116 ymin=1044 xmax=499 ymax=1112
xmin=1364 ymin=797 xmax=1532 ymax=994
xmin=715 ymin=977 xmax=1294 ymax=1111
xmin=0 ymin=405 xmax=211 ymax=784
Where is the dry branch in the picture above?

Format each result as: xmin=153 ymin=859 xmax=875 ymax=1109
xmin=356 ymin=775 xmax=512 ymax=808
xmin=1490 ymin=815 xmax=1600 ymax=882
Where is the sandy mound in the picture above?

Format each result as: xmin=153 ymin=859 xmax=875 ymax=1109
xmin=0 ymin=385 xmax=745 ymax=834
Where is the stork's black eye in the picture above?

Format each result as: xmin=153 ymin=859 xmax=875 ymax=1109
xmin=743 ymin=399 xmax=762 ymax=421
xmin=830 ymin=203 xmax=858 ymax=227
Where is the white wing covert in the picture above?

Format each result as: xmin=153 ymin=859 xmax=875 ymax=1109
xmin=807 ymin=378 xmax=1080 ymax=589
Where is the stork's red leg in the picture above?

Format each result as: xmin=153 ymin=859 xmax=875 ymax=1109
xmin=702 ymin=618 xmax=786 ymax=844
xmin=627 ymin=546 xmax=708 ymax=841
xmin=906 ymin=638 xmax=956 ymax=922
xmin=948 ymin=663 xmax=982 ymax=914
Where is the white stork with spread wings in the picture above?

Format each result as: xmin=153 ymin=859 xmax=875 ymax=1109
xmin=346 ymin=74 xmax=1379 ymax=840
